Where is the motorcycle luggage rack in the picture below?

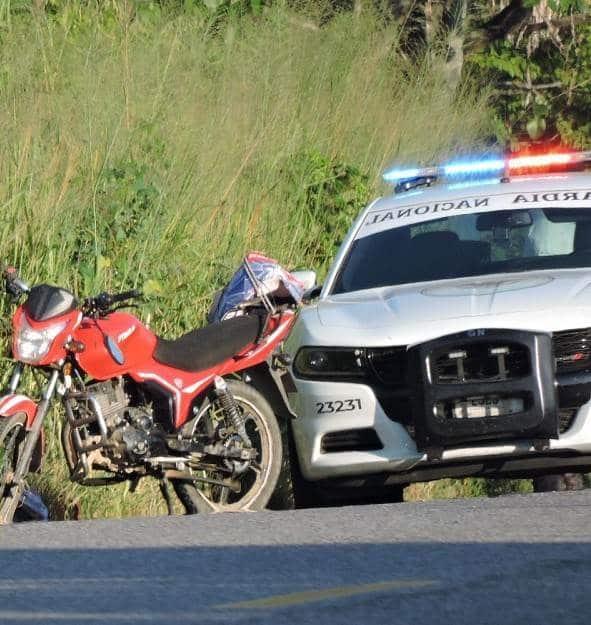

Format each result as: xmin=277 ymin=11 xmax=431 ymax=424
xmin=242 ymin=255 xmax=276 ymax=316
xmin=242 ymin=255 xmax=276 ymax=343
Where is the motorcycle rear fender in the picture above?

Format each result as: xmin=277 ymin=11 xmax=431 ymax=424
xmin=245 ymin=362 xmax=297 ymax=420
xmin=0 ymin=394 xmax=38 ymax=429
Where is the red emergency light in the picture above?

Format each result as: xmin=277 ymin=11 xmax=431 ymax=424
xmin=506 ymin=151 xmax=588 ymax=174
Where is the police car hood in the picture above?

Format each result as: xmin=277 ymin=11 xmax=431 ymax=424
xmin=314 ymin=269 xmax=591 ymax=347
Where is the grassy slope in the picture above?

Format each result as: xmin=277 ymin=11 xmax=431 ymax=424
xmin=0 ymin=3 xmax=515 ymax=518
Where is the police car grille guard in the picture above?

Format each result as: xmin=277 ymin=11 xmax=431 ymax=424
xmin=432 ymin=342 xmax=530 ymax=384
xmin=409 ymin=329 xmax=559 ymax=450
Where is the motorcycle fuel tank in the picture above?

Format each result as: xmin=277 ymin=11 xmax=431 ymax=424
xmin=74 ymin=312 xmax=158 ymax=380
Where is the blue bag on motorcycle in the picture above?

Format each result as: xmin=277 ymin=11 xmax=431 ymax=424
xmin=208 ymin=252 xmax=305 ymax=323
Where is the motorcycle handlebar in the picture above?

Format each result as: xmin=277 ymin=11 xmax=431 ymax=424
xmin=109 ymin=289 xmax=143 ymax=305
xmin=84 ymin=289 xmax=143 ymax=315
xmin=3 ymin=266 xmax=30 ymax=297
xmin=2 ymin=265 xmax=142 ymax=314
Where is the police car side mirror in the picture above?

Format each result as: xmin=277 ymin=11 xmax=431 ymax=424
xmin=302 ymin=284 xmax=322 ymax=304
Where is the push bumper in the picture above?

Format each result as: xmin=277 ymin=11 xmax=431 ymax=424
xmin=289 ymin=381 xmax=591 ymax=483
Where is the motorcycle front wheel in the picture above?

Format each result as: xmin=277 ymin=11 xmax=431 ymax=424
xmin=173 ymin=380 xmax=282 ymax=514
xmin=0 ymin=414 xmax=27 ymax=524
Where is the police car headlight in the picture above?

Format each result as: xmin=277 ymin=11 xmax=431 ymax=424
xmin=293 ymin=347 xmax=368 ymax=380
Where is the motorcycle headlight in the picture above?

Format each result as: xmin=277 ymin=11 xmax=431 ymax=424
xmin=15 ymin=317 xmax=67 ymax=364
xmin=293 ymin=347 xmax=368 ymax=380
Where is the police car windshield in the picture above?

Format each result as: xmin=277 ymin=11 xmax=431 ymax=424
xmin=332 ymin=207 xmax=591 ymax=294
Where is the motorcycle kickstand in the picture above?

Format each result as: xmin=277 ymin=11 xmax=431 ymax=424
xmin=128 ymin=475 xmax=141 ymax=493
xmin=159 ymin=476 xmax=175 ymax=516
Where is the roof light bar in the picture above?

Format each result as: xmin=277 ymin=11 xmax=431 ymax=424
xmin=383 ymin=150 xmax=591 ymax=189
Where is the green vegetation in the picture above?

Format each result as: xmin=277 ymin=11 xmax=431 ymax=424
xmin=406 ymin=478 xmax=533 ymax=502
xmin=469 ymin=0 xmax=591 ymax=147
xmin=0 ymin=0 xmax=587 ymax=518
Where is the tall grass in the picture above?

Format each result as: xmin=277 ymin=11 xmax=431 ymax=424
xmin=0 ymin=3 xmax=497 ymax=518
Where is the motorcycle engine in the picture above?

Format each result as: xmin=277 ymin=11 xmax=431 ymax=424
xmin=71 ymin=379 xmax=158 ymax=469
xmin=117 ymin=407 xmax=153 ymax=457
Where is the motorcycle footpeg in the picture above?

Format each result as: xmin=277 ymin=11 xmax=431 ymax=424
xmin=166 ymin=438 xmax=193 ymax=453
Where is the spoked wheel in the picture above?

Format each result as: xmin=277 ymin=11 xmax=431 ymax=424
xmin=0 ymin=414 xmax=27 ymax=524
xmin=173 ymin=380 xmax=282 ymax=513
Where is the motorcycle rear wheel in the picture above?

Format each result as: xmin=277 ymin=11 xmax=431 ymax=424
xmin=173 ymin=380 xmax=282 ymax=513
xmin=0 ymin=414 xmax=27 ymax=524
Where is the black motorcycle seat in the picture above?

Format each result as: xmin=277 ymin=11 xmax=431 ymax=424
xmin=154 ymin=314 xmax=263 ymax=373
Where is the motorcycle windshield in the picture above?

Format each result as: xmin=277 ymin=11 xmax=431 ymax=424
xmin=23 ymin=284 xmax=78 ymax=321
xmin=209 ymin=253 xmax=305 ymax=322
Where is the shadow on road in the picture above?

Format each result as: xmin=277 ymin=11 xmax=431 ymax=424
xmin=0 ymin=541 xmax=589 ymax=624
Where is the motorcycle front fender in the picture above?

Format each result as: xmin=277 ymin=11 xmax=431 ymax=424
xmin=0 ymin=394 xmax=44 ymax=473
xmin=0 ymin=394 xmax=38 ymax=429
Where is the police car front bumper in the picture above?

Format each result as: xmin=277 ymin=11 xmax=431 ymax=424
xmin=289 ymin=377 xmax=591 ymax=482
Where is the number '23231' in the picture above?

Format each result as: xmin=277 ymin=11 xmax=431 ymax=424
xmin=315 ymin=399 xmax=362 ymax=415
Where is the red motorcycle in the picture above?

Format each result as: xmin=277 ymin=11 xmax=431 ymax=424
xmin=0 ymin=256 xmax=303 ymax=523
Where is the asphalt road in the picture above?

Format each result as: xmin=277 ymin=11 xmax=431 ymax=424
xmin=1 ymin=490 xmax=590 ymax=625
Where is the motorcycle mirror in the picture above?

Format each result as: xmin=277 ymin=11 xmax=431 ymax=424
xmin=105 ymin=335 xmax=125 ymax=365
xmin=291 ymin=270 xmax=317 ymax=291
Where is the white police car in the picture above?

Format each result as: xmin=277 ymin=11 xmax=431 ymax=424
xmin=283 ymin=151 xmax=591 ymax=503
